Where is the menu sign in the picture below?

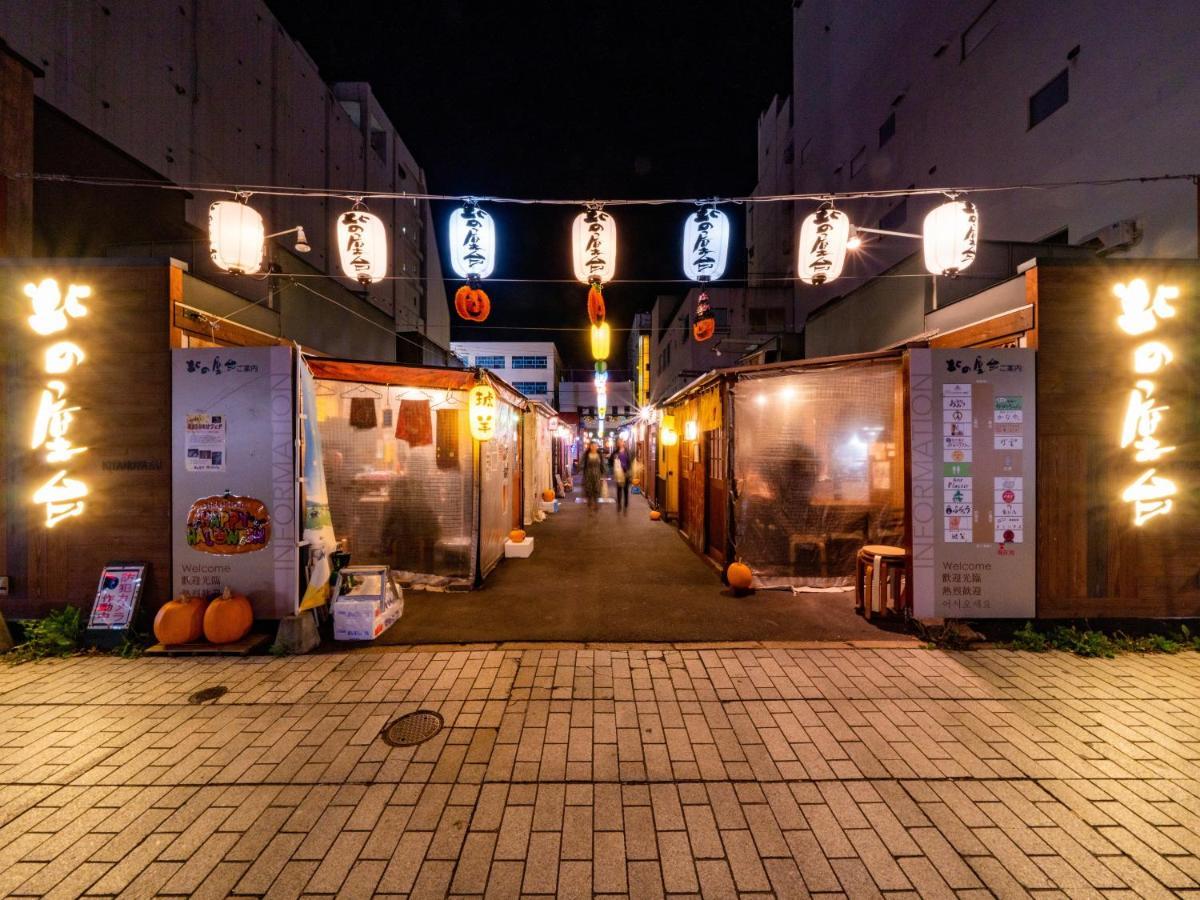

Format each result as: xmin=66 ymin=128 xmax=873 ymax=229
xmin=909 ymin=348 xmax=1036 ymax=618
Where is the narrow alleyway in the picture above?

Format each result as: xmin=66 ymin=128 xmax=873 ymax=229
xmin=386 ymin=489 xmax=904 ymax=645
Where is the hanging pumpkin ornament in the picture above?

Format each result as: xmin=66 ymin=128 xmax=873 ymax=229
xmin=587 ymin=282 xmax=606 ymax=326
xmin=337 ymin=202 xmax=388 ymax=284
xmin=449 ymin=202 xmax=496 ymax=321
xmin=798 ymin=202 xmax=851 ymax=285
xmin=682 ymin=206 xmax=730 ymax=282
xmin=923 ymin=196 xmax=979 ymax=276
xmin=692 ymin=290 xmax=716 ymax=342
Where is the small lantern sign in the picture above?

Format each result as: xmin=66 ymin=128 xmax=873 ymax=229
xmin=209 ymin=200 xmax=265 ymax=275
xmin=337 ymin=208 xmax=388 ymax=285
xmin=923 ymin=198 xmax=978 ymax=276
xmin=797 ymin=203 xmax=850 ymax=285
xmin=572 ymin=208 xmax=617 ymax=285
xmin=591 ymin=322 xmax=611 ymax=361
xmin=684 ymin=420 xmax=699 ymax=441
xmin=448 ymin=204 xmax=496 ymax=280
xmin=468 ymin=383 xmax=498 ymax=442
xmin=682 ymin=207 xmax=730 ymax=282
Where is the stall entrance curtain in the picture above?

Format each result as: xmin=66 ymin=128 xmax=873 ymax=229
xmin=314 ymin=378 xmax=476 ymax=587
xmin=732 ymin=358 xmax=905 ymax=588
xmin=479 ymin=398 xmax=520 ymax=576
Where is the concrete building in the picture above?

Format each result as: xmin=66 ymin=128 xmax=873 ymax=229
xmin=0 ymin=1 xmax=451 ymax=363
xmin=770 ymin=0 xmax=1200 ymax=330
xmin=746 ymin=94 xmax=795 ymax=289
xmin=449 ymin=341 xmax=564 ymax=407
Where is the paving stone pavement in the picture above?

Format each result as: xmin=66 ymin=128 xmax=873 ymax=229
xmin=2 ymin=645 xmax=1200 ymax=898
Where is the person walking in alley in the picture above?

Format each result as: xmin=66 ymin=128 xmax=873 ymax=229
xmin=609 ymin=436 xmax=633 ymax=513
xmin=582 ymin=440 xmax=605 ymax=512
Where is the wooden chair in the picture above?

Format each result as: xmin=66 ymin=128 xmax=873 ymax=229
xmin=855 ymin=544 xmax=907 ymax=619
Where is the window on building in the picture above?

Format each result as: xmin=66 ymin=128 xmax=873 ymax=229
xmin=475 ymin=355 xmax=505 ymax=368
xmin=878 ymin=112 xmax=896 ymax=148
xmin=748 ymin=307 xmax=786 ymax=332
xmin=513 ymin=381 xmax=548 ymax=396
xmin=879 ymin=198 xmax=908 ymax=230
xmin=1029 ymin=68 xmax=1069 ymax=128
xmin=511 ymin=355 xmax=548 ymax=369
xmin=849 ymin=145 xmax=866 ymax=178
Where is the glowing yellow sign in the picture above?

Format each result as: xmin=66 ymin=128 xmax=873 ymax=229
xmin=25 ymin=278 xmax=90 ymax=527
xmin=468 ymin=383 xmax=497 ymax=441
xmin=1114 ymin=279 xmax=1178 ymax=526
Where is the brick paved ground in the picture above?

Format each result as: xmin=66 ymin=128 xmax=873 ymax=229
xmin=2 ymin=645 xmax=1200 ymax=898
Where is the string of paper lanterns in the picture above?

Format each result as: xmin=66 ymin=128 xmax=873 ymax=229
xmin=208 ymin=193 xmax=981 ymax=299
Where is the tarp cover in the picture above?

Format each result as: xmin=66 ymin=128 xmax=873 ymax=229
xmin=478 ymin=398 xmax=521 ymax=576
xmin=732 ymin=359 xmax=905 ymax=587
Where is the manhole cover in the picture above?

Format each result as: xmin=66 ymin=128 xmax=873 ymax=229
xmin=188 ymin=686 xmax=228 ymax=704
xmin=381 ymin=710 xmax=444 ymax=747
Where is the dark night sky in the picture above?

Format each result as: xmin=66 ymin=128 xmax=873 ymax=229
xmin=268 ymin=2 xmax=793 ymax=371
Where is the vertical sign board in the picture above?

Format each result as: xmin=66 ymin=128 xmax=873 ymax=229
xmin=909 ymin=348 xmax=1036 ymax=618
xmin=171 ymin=346 xmax=298 ymax=618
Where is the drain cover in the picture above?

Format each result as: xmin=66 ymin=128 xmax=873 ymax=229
xmin=188 ymin=685 xmax=228 ymax=704
xmin=381 ymin=710 xmax=444 ymax=747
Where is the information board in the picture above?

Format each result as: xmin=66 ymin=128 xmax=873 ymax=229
xmin=909 ymin=348 xmax=1036 ymax=618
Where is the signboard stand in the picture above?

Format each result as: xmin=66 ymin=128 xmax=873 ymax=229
xmin=85 ymin=563 xmax=147 ymax=649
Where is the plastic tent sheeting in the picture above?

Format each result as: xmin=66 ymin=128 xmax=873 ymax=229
xmin=524 ymin=405 xmax=555 ymax=524
xmin=478 ymin=397 xmax=521 ymax=576
xmin=731 ymin=358 xmax=905 ymax=588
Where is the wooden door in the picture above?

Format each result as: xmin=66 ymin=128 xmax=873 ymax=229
xmin=705 ymin=427 xmax=727 ymax=564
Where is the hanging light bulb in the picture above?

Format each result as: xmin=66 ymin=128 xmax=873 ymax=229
xmin=591 ymin=322 xmax=611 ymax=361
xmin=572 ymin=207 xmax=617 ymax=285
xmin=468 ymin=382 xmax=498 ymax=442
xmin=797 ymin=202 xmax=850 ymax=285
xmin=923 ymin=197 xmax=979 ymax=276
xmin=209 ymin=199 xmax=265 ymax=275
xmin=337 ymin=204 xmax=388 ymax=285
xmin=682 ymin=206 xmax=730 ymax=282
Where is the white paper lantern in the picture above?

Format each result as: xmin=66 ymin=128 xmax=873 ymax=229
xmin=572 ymin=209 xmax=617 ymax=284
xmin=209 ymin=200 xmax=265 ymax=275
xmin=797 ymin=204 xmax=850 ymax=285
xmin=923 ymin=199 xmax=979 ymax=276
xmin=448 ymin=205 xmax=496 ymax=280
xmin=468 ymin=383 xmax=498 ymax=442
xmin=682 ymin=207 xmax=730 ymax=282
xmin=337 ymin=209 xmax=388 ymax=284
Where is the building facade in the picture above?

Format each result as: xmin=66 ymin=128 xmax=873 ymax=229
xmin=0 ymin=1 xmax=451 ymax=362
xmin=449 ymin=341 xmax=564 ymax=408
xmin=765 ymin=0 xmax=1200 ymax=329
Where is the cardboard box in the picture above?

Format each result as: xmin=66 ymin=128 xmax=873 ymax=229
xmin=332 ymin=566 xmax=404 ymax=641
xmin=504 ymin=537 xmax=534 ymax=558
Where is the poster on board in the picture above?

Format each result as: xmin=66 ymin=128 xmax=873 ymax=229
xmin=87 ymin=564 xmax=146 ymax=630
xmin=908 ymin=348 xmax=1036 ymax=618
xmin=171 ymin=346 xmax=298 ymax=619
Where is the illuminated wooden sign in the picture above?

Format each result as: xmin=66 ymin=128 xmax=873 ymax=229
xmin=468 ymin=383 xmax=498 ymax=441
xmin=1114 ymin=279 xmax=1179 ymax=526
xmin=25 ymin=278 xmax=90 ymax=526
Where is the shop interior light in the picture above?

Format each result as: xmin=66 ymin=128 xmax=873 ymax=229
xmin=209 ymin=199 xmax=265 ymax=274
xmin=336 ymin=207 xmax=387 ymax=284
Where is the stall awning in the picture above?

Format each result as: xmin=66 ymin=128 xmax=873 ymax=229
xmin=305 ymin=357 xmax=477 ymax=391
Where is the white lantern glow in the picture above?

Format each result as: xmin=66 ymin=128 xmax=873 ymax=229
xmin=572 ymin=209 xmax=617 ymax=284
xmin=682 ymin=207 xmax=730 ymax=282
xmin=923 ymin=199 xmax=979 ymax=276
xmin=468 ymin=383 xmax=498 ymax=442
xmin=209 ymin=200 xmax=265 ymax=275
xmin=661 ymin=427 xmax=678 ymax=447
xmin=337 ymin=209 xmax=388 ymax=284
xmin=684 ymin=420 xmax=699 ymax=441
xmin=797 ymin=203 xmax=850 ymax=285
xmin=448 ymin=204 xmax=496 ymax=280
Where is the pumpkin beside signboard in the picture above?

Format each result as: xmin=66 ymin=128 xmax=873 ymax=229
xmin=186 ymin=492 xmax=270 ymax=554
xmin=204 ymin=588 xmax=254 ymax=644
xmin=153 ymin=594 xmax=207 ymax=645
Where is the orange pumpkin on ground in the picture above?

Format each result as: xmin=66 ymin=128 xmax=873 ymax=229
xmin=154 ymin=595 xmax=207 ymax=645
xmin=649 ymin=510 xmax=662 ymax=521
xmin=631 ymin=477 xmax=642 ymax=486
xmin=726 ymin=562 xmax=754 ymax=592
xmin=455 ymin=285 xmax=491 ymax=322
xmin=693 ymin=316 xmax=716 ymax=342
xmin=541 ymin=489 xmax=556 ymax=502
xmin=587 ymin=283 xmax=606 ymax=325
xmin=203 ymin=588 xmax=254 ymax=644
xmin=509 ymin=529 xmax=527 ymax=543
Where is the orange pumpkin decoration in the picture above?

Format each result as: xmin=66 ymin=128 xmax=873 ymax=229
xmin=693 ymin=316 xmax=715 ymax=342
xmin=631 ymin=477 xmax=642 ymax=486
xmin=203 ymin=587 xmax=254 ymax=644
xmin=509 ymin=529 xmax=527 ymax=543
xmin=649 ymin=510 xmax=662 ymax=521
xmin=186 ymin=492 xmax=271 ymax=555
xmin=455 ymin=285 xmax=491 ymax=322
xmin=541 ymin=489 xmax=556 ymax=502
xmin=726 ymin=562 xmax=754 ymax=592
xmin=154 ymin=594 xmax=207 ymax=645
xmin=587 ymin=283 xmax=606 ymax=325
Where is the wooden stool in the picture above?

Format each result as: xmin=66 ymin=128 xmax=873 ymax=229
xmin=855 ymin=544 xmax=907 ymax=620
